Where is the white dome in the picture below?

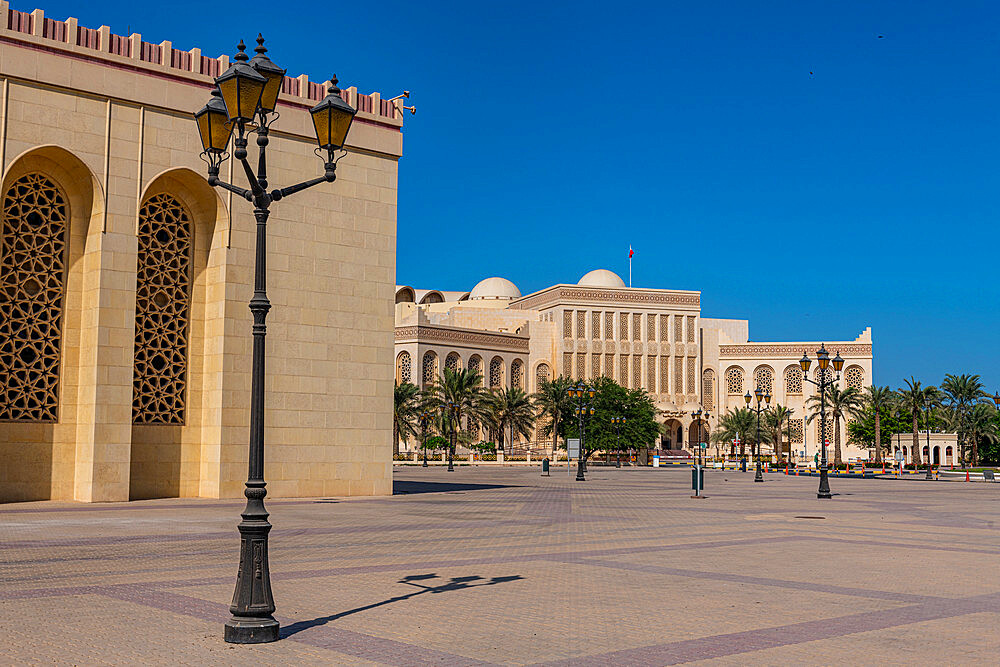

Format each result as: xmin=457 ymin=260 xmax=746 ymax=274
xmin=469 ymin=276 xmax=521 ymax=300
xmin=578 ymin=269 xmax=626 ymax=288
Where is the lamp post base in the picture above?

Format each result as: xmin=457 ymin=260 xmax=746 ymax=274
xmin=754 ymin=463 xmax=764 ymax=483
xmin=224 ymin=616 xmax=280 ymax=644
xmin=817 ymin=465 xmax=832 ymax=499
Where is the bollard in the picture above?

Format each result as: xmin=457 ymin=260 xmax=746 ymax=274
xmin=966 ymin=470 xmax=970 ymax=482
xmin=541 ymin=458 xmax=550 ymax=477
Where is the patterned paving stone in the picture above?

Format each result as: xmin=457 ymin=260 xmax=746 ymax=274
xmin=0 ymin=467 xmax=998 ymax=665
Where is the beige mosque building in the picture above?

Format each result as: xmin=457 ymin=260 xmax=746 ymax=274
xmin=395 ymin=269 xmax=875 ymax=461
xmin=0 ymin=3 xmax=402 ymax=503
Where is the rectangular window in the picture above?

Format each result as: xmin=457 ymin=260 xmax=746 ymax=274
xmin=620 ymin=355 xmax=630 ymax=387
xmin=577 ymin=353 xmax=585 ymax=379
xmin=647 ymin=314 xmax=655 ymax=341
xmin=633 ymin=355 xmax=642 ymax=388
xmin=620 ymin=312 xmax=628 ymax=340
xmin=674 ymin=315 xmax=683 ymax=343
xmin=563 ymin=352 xmax=573 ymax=378
xmin=659 ymin=315 xmax=668 ymax=341
xmin=605 ymin=354 xmax=614 ymax=378
xmin=577 ymin=311 xmax=586 ymax=339
xmin=592 ymin=311 xmax=601 ymax=339
xmin=605 ymin=312 xmax=614 ymax=340
xmin=648 ymin=356 xmax=656 ymax=392
xmin=660 ymin=356 xmax=669 ymax=393
xmin=687 ymin=316 xmax=696 ymax=343
xmin=632 ymin=313 xmax=641 ymax=341
xmin=592 ymin=353 xmax=600 ymax=378
xmin=687 ymin=357 xmax=696 ymax=393
xmin=563 ymin=311 xmax=572 ymax=338
xmin=674 ymin=357 xmax=683 ymax=393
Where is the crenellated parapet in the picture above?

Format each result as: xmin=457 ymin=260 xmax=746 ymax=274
xmin=0 ymin=2 xmax=402 ymax=129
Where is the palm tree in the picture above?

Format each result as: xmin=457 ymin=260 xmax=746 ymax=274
xmin=710 ymin=407 xmax=756 ymax=460
xmin=963 ymin=403 xmax=1000 ymax=466
xmin=897 ymin=378 xmax=941 ymax=468
xmin=428 ymin=367 xmax=488 ymax=457
xmin=854 ymin=385 xmax=895 ymax=465
xmin=484 ymin=387 xmax=537 ymax=455
xmin=532 ymin=376 xmax=573 ymax=457
xmin=764 ymin=405 xmax=793 ymax=464
xmin=807 ymin=385 xmax=862 ymax=467
xmin=393 ymin=382 xmax=421 ymax=456
xmin=940 ymin=374 xmax=987 ymax=466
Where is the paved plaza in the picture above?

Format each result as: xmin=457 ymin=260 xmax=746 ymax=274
xmin=1 ymin=467 xmax=998 ymax=665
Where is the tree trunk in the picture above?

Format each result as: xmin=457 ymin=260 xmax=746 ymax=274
xmin=551 ymin=416 xmax=559 ymax=458
xmin=911 ymin=414 xmax=920 ymax=467
xmin=497 ymin=422 xmax=505 ymax=456
xmin=972 ymin=437 xmax=979 ymax=467
xmin=874 ymin=411 xmax=882 ymax=464
xmin=833 ymin=414 xmax=843 ymax=466
xmin=393 ymin=421 xmax=399 ymax=456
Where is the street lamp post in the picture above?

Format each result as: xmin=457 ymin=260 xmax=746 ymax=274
xmin=194 ymin=38 xmax=356 ymax=645
xmin=691 ymin=408 xmax=709 ymax=498
xmin=799 ymin=345 xmax=844 ymax=499
xmin=447 ymin=401 xmax=457 ymax=472
xmin=612 ymin=416 xmax=626 ymax=467
xmin=420 ymin=410 xmax=430 ymax=467
xmin=745 ymin=388 xmax=771 ymax=483
xmin=567 ymin=382 xmax=595 ymax=481
xmin=924 ymin=404 xmax=934 ymax=480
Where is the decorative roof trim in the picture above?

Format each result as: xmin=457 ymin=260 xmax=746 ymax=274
xmin=719 ymin=343 xmax=873 ymax=358
xmin=395 ymin=324 xmax=529 ymax=353
xmin=510 ymin=285 xmax=700 ymax=311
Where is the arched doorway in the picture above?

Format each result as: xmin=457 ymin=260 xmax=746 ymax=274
xmin=662 ymin=418 xmax=683 ymax=450
xmin=933 ymin=446 xmax=940 ymax=464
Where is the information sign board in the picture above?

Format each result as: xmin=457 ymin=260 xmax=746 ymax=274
xmin=567 ymin=439 xmax=580 ymax=458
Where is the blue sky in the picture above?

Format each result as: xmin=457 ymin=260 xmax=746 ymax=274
xmin=34 ymin=1 xmax=1000 ymax=391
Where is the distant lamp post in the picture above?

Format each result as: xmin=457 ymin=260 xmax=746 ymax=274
xmin=447 ymin=401 xmax=458 ymax=472
xmin=420 ymin=410 xmax=431 ymax=467
xmin=612 ymin=416 xmax=626 ymax=467
xmin=194 ymin=37 xmax=356 ymax=645
xmin=745 ymin=388 xmax=771 ymax=483
xmin=567 ymin=382 xmax=595 ymax=481
xmin=924 ymin=403 xmax=935 ymax=480
xmin=800 ymin=345 xmax=844 ymax=499
xmin=691 ymin=408 xmax=709 ymax=498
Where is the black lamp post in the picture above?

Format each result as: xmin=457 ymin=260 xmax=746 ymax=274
xmin=745 ymin=388 xmax=770 ymax=483
xmin=447 ymin=401 xmax=457 ymax=472
xmin=799 ymin=345 xmax=844 ymax=499
xmin=194 ymin=38 xmax=356 ymax=645
xmin=420 ymin=410 xmax=430 ymax=467
xmin=924 ymin=404 xmax=935 ymax=480
xmin=567 ymin=382 xmax=595 ymax=481
xmin=612 ymin=416 xmax=626 ymax=467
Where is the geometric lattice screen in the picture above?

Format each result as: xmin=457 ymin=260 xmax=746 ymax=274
xmin=132 ymin=194 xmax=191 ymax=424
xmin=0 ymin=173 xmax=68 ymax=422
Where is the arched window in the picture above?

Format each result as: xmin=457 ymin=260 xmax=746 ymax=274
xmin=784 ymin=365 xmax=803 ymax=395
xmin=753 ymin=366 xmax=774 ymax=396
xmin=702 ymin=369 xmax=716 ymax=410
xmin=422 ymin=351 xmax=438 ymax=386
xmin=0 ymin=173 xmax=68 ymax=422
xmin=725 ymin=367 xmax=744 ymax=395
xmin=489 ymin=356 xmax=504 ymax=389
xmin=535 ymin=363 xmax=550 ymax=388
xmin=132 ymin=193 xmax=192 ymax=424
xmin=396 ymin=351 xmax=412 ymax=384
xmin=788 ymin=418 xmax=803 ymax=443
xmin=511 ymin=359 xmax=524 ymax=389
xmin=468 ymin=355 xmax=484 ymax=386
xmin=395 ymin=287 xmax=415 ymax=304
xmin=814 ymin=367 xmax=834 ymax=387
xmin=845 ymin=366 xmax=864 ymax=391
xmin=445 ymin=352 xmax=461 ymax=373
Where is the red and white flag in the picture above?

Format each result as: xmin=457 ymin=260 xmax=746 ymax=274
xmin=629 ymin=245 xmax=634 ymax=258
xmin=628 ymin=245 xmax=633 ymax=286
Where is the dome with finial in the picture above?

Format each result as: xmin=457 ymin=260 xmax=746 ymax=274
xmin=578 ymin=269 xmax=626 ymax=288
